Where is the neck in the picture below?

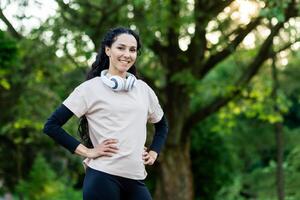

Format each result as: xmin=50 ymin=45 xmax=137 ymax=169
xmin=108 ymin=68 xmax=127 ymax=78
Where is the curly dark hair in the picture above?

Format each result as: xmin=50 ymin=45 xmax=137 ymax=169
xmin=78 ymin=27 xmax=142 ymax=148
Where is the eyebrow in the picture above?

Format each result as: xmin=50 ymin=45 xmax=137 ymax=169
xmin=116 ymin=43 xmax=137 ymax=48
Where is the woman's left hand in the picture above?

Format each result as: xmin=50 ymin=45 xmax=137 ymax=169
xmin=143 ymin=148 xmax=158 ymax=165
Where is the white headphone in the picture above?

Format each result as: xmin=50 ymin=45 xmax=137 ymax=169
xmin=100 ymin=69 xmax=137 ymax=92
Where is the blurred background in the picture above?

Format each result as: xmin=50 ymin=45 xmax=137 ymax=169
xmin=1 ymin=0 xmax=300 ymax=199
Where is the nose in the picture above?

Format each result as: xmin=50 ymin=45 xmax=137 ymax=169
xmin=123 ymin=50 xmax=130 ymax=58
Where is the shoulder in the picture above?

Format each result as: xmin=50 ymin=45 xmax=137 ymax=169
xmin=136 ymin=79 xmax=151 ymax=90
xmin=135 ymin=79 xmax=158 ymax=97
xmin=75 ymin=76 xmax=101 ymax=90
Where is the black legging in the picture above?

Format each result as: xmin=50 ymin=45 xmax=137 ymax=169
xmin=83 ymin=167 xmax=152 ymax=200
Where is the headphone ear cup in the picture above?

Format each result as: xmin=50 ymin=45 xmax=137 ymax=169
xmin=125 ymin=75 xmax=136 ymax=91
xmin=101 ymin=70 xmax=115 ymax=88
xmin=110 ymin=76 xmax=125 ymax=91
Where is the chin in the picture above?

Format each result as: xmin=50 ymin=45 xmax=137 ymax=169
xmin=117 ymin=68 xmax=127 ymax=73
xmin=118 ymin=66 xmax=132 ymax=73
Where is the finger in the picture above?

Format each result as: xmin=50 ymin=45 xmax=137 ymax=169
xmin=144 ymin=159 xmax=149 ymax=164
xmin=106 ymin=144 xmax=119 ymax=150
xmin=106 ymin=142 xmax=118 ymax=147
xmin=103 ymin=140 xmax=118 ymax=145
xmin=143 ymin=154 xmax=150 ymax=161
xmin=142 ymin=152 xmax=148 ymax=156
xmin=104 ymin=147 xmax=119 ymax=154
xmin=105 ymin=150 xmax=118 ymax=154
xmin=108 ymin=139 xmax=119 ymax=144
xmin=146 ymin=155 xmax=156 ymax=163
xmin=144 ymin=158 xmax=154 ymax=165
xmin=142 ymin=152 xmax=149 ymax=157
xmin=102 ymin=139 xmax=111 ymax=143
xmin=102 ymin=152 xmax=114 ymax=157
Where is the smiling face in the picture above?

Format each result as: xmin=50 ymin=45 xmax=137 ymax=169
xmin=105 ymin=33 xmax=138 ymax=78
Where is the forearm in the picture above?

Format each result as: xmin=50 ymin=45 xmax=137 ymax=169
xmin=149 ymin=115 xmax=168 ymax=154
xmin=43 ymin=104 xmax=81 ymax=153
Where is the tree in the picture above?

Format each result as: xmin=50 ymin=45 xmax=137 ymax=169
xmin=1 ymin=0 xmax=300 ymax=199
xmin=0 ymin=30 xmax=20 ymax=191
xmin=0 ymin=2 xmax=85 ymax=192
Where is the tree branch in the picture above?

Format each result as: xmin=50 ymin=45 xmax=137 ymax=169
xmin=148 ymin=39 xmax=168 ymax=60
xmin=134 ymin=11 xmax=167 ymax=58
xmin=63 ymin=43 xmax=81 ymax=69
xmin=182 ymin=21 xmax=287 ymax=141
xmin=167 ymin=0 xmax=180 ymax=53
xmin=92 ymin=0 xmax=128 ymax=46
xmin=193 ymin=0 xmax=234 ymax=20
xmin=209 ymin=0 xmax=234 ymax=16
xmin=237 ymin=22 xmax=284 ymax=85
xmin=198 ymin=17 xmax=261 ymax=78
xmin=0 ymin=8 xmax=22 ymax=39
xmin=188 ymin=0 xmax=234 ymax=65
xmin=56 ymin=0 xmax=82 ymax=27
xmin=268 ymin=37 xmax=300 ymax=58
xmin=76 ymin=1 xmax=106 ymax=12
xmin=104 ymin=0 xmax=128 ymax=17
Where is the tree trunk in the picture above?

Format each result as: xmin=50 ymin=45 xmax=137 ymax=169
xmin=271 ymin=54 xmax=284 ymax=200
xmin=154 ymin=141 xmax=194 ymax=200
xmin=275 ymin=122 xmax=284 ymax=200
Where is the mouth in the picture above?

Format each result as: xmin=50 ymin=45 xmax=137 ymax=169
xmin=119 ymin=59 xmax=131 ymax=64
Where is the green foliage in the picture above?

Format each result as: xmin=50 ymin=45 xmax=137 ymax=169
xmin=215 ymin=175 xmax=245 ymax=200
xmin=0 ymin=30 xmax=18 ymax=90
xmin=136 ymin=47 xmax=166 ymax=88
xmin=189 ymin=49 xmax=256 ymax=112
xmin=211 ymin=65 xmax=291 ymax=135
xmin=191 ymin=122 xmax=235 ymax=200
xmin=285 ymin=146 xmax=300 ymax=199
xmin=221 ymin=144 xmax=300 ymax=200
xmin=201 ymin=54 xmax=300 ymax=197
xmin=15 ymin=154 xmax=81 ymax=200
xmin=0 ymin=28 xmax=84 ymax=192
xmin=260 ymin=0 xmax=291 ymax=22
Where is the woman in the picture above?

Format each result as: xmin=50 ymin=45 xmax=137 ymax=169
xmin=43 ymin=27 xmax=168 ymax=200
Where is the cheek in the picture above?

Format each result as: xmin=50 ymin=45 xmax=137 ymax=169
xmin=113 ymin=54 xmax=121 ymax=62
xmin=131 ymin=54 xmax=137 ymax=61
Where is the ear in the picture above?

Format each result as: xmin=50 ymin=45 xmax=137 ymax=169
xmin=105 ymin=47 xmax=111 ymax=57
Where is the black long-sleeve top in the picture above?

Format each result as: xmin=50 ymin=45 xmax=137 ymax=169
xmin=43 ymin=104 xmax=168 ymax=154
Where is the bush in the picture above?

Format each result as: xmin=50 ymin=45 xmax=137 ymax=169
xmin=15 ymin=154 xmax=81 ymax=200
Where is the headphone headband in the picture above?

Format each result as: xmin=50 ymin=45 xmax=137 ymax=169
xmin=100 ymin=70 xmax=136 ymax=92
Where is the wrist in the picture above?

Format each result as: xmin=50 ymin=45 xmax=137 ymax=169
xmin=75 ymin=144 xmax=93 ymax=158
xmin=85 ymin=148 xmax=93 ymax=158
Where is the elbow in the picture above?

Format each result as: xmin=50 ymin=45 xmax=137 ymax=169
xmin=164 ymin=119 xmax=169 ymax=137
xmin=43 ymin=119 xmax=54 ymax=135
xmin=43 ymin=121 xmax=50 ymax=135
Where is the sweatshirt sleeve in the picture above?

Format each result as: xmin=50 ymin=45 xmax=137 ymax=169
xmin=147 ymin=85 xmax=164 ymax=123
xmin=63 ymin=83 xmax=89 ymax=118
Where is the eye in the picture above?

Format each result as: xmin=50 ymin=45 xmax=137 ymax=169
xmin=130 ymin=48 xmax=137 ymax=52
xmin=117 ymin=46 xmax=125 ymax=50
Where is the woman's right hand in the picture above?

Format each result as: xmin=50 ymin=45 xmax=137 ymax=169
xmin=86 ymin=139 xmax=119 ymax=159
